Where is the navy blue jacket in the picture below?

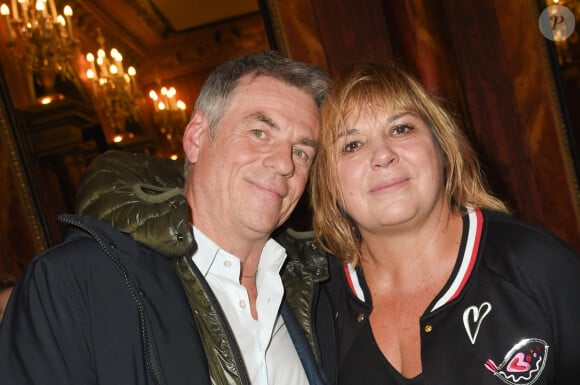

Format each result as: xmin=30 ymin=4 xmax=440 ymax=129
xmin=0 ymin=215 xmax=336 ymax=385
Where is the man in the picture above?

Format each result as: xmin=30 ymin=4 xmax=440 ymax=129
xmin=0 ymin=275 xmax=15 ymax=322
xmin=0 ymin=51 xmax=336 ymax=385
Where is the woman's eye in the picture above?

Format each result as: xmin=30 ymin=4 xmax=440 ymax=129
xmin=251 ymin=129 xmax=267 ymax=139
xmin=343 ymin=141 xmax=361 ymax=153
xmin=393 ymin=124 xmax=413 ymax=135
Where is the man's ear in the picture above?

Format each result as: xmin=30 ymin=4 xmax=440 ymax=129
xmin=183 ymin=109 xmax=207 ymax=164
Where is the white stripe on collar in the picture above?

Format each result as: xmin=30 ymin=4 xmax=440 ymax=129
xmin=430 ymin=208 xmax=483 ymax=311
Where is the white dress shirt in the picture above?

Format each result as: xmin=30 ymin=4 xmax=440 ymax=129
xmin=191 ymin=227 xmax=308 ymax=385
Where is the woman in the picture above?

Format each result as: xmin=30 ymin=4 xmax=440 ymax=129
xmin=311 ymin=63 xmax=580 ymax=385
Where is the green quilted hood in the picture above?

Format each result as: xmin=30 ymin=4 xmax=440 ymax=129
xmin=76 ymin=150 xmax=195 ymax=259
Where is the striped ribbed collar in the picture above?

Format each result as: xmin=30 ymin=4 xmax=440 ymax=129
xmin=344 ymin=208 xmax=484 ymax=312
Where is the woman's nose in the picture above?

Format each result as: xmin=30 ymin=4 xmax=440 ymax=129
xmin=371 ymin=140 xmax=397 ymax=169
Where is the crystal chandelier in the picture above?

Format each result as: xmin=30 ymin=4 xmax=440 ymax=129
xmin=0 ymin=0 xmax=77 ymax=102
xmin=84 ymin=28 xmax=140 ymax=144
xmin=149 ymin=86 xmax=188 ymax=158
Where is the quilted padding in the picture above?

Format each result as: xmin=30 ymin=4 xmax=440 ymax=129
xmin=76 ymin=151 xmax=194 ymax=259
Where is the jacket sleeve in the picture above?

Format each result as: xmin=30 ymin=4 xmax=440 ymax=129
xmin=0 ymin=246 xmax=96 ymax=385
xmin=528 ymin=234 xmax=580 ymax=385
xmin=498 ymin=221 xmax=580 ymax=385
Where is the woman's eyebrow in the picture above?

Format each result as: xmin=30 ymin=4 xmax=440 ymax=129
xmin=335 ymin=128 xmax=359 ymax=141
xmin=333 ymin=112 xmax=417 ymax=143
xmin=387 ymin=112 xmax=416 ymax=123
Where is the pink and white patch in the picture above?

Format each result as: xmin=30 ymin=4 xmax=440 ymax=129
xmin=484 ymin=338 xmax=549 ymax=385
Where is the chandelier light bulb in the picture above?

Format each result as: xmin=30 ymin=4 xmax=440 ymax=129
xmin=63 ymin=4 xmax=73 ymax=38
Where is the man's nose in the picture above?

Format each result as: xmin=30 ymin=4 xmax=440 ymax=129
xmin=263 ymin=145 xmax=295 ymax=177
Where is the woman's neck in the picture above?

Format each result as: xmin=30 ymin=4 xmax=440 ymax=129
xmin=359 ymin=209 xmax=463 ymax=289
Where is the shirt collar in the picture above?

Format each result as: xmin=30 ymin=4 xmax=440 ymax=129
xmin=191 ymin=226 xmax=287 ymax=278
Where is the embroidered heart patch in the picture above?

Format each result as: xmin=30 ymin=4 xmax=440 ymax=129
xmin=462 ymin=302 xmax=491 ymax=344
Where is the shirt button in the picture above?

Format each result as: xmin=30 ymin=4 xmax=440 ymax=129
xmin=356 ymin=313 xmax=366 ymax=322
xmin=239 ymin=300 xmax=246 ymax=309
xmin=224 ymin=260 xmax=232 ymax=267
xmin=424 ymin=325 xmax=433 ymax=333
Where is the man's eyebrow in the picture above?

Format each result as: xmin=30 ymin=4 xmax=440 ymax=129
xmin=249 ymin=112 xmax=318 ymax=149
xmin=299 ymin=137 xmax=318 ymax=150
xmin=249 ymin=112 xmax=279 ymax=130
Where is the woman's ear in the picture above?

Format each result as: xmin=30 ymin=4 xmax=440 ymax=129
xmin=182 ymin=109 xmax=207 ymax=164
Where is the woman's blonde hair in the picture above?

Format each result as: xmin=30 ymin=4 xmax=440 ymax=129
xmin=310 ymin=63 xmax=508 ymax=266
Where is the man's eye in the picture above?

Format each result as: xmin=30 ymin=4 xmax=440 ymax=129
xmin=343 ymin=141 xmax=361 ymax=153
xmin=251 ymin=129 xmax=267 ymax=138
xmin=292 ymin=147 xmax=308 ymax=159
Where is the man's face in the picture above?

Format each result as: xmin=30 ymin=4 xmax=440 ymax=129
xmin=183 ymin=75 xmax=320 ymax=245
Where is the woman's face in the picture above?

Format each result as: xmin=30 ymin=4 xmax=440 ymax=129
xmin=335 ymin=107 xmax=447 ymax=235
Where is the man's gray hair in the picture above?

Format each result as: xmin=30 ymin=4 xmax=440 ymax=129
xmin=194 ymin=50 xmax=330 ymax=139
